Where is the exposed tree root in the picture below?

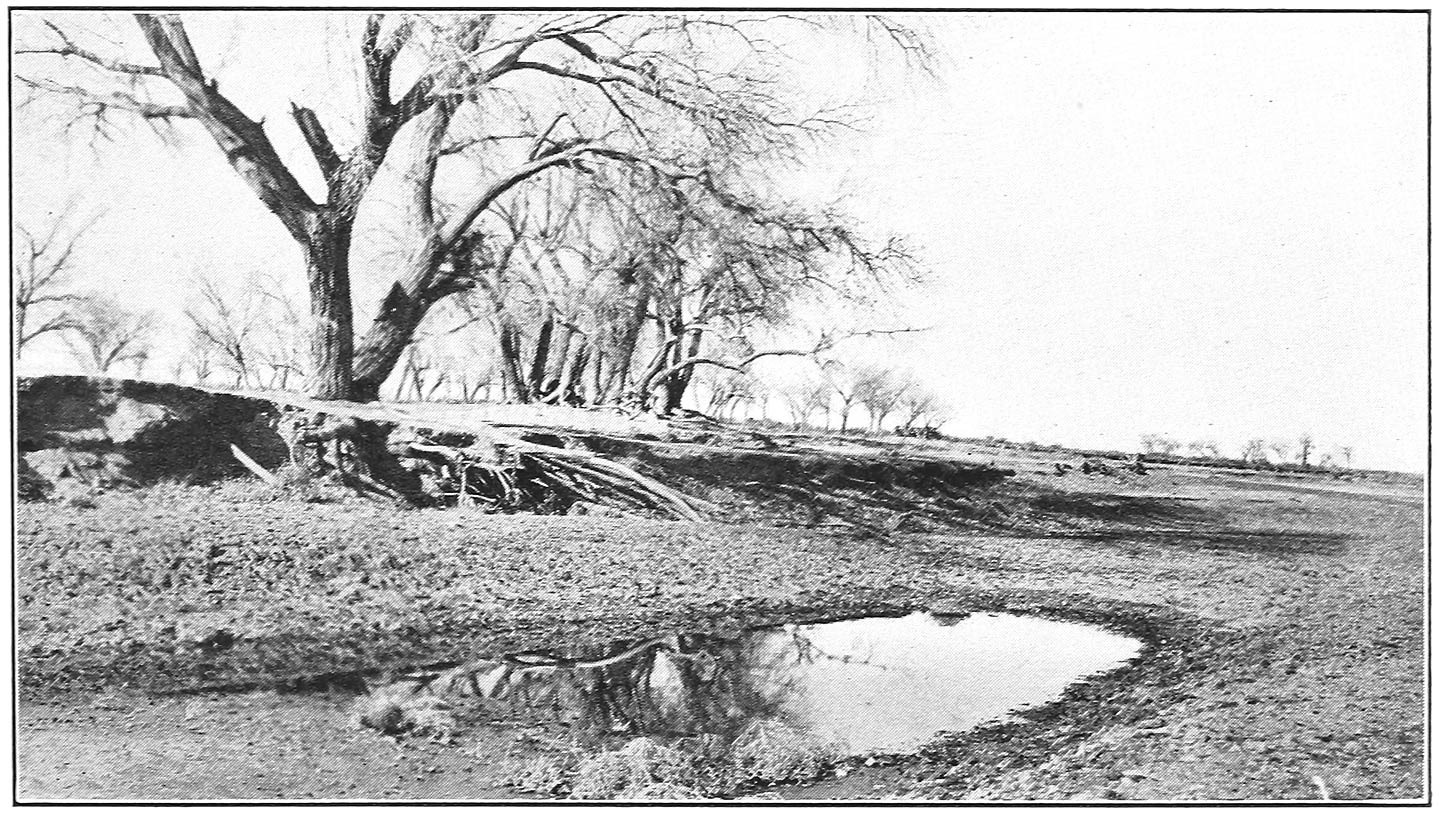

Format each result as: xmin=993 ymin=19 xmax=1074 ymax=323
xmin=261 ymin=397 xmax=705 ymax=519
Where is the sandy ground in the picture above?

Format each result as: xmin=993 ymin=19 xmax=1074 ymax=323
xmin=15 ymin=459 xmax=1426 ymax=802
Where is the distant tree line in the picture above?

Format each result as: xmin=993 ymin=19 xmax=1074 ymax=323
xmin=1140 ymin=432 xmax=1355 ymax=470
xmin=697 ymin=359 xmax=951 ymax=435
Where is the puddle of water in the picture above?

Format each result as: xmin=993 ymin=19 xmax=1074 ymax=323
xmin=413 ymin=611 xmax=1140 ymax=757
xmin=737 ymin=612 xmax=1140 ymax=753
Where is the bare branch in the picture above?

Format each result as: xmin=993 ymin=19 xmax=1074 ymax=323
xmin=65 ymin=294 xmax=155 ymax=375
xmin=15 ymin=75 xmax=192 ymax=120
xmin=18 ymin=20 xmax=166 ymax=76
xmin=133 ymin=13 xmax=319 ymax=239
xmin=290 ymin=103 xmax=341 ymax=181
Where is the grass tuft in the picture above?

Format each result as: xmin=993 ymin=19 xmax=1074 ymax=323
xmin=569 ymin=736 xmax=702 ymax=799
xmin=352 ymin=683 xmax=456 ymax=741
xmin=629 ymin=781 xmax=707 ymax=800
xmin=516 ymin=721 xmax=842 ymax=800
xmin=730 ymin=718 xmax=840 ymax=785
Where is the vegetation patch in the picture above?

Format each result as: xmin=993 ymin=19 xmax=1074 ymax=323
xmin=500 ymin=721 xmax=839 ymax=800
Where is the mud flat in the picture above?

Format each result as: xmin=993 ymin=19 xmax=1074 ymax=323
xmin=16 ymin=406 xmax=1425 ymax=801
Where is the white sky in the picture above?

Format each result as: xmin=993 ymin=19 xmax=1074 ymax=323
xmin=10 ymin=11 xmax=1428 ymax=472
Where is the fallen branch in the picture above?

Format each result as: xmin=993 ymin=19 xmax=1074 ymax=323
xmin=541 ymin=453 xmax=704 ymax=521
xmin=230 ymin=444 xmax=279 ymax=486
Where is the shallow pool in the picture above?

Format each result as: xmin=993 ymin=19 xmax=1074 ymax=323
xmin=421 ymin=610 xmax=1141 ymax=756
xmin=727 ymin=611 xmax=1142 ymax=753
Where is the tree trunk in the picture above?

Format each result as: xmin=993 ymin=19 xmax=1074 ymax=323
xmin=497 ymin=319 xmax=528 ymax=403
xmin=591 ymin=348 xmax=607 ymax=405
xmin=528 ymin=315 xmax=555 ymax=399
xmin=559 ymin=337 xmax=589 ymax=404
xmin=546 ymin=324 xmax=574 ymax=402
xmin=611 ymin=279 xmax=650 ymax=401
xmin=659 ymin=374 xmax=685 ymax=414
xmin=346 ymin=107 xmax=458 ymax=402
xmin=348 ymin=248 xmax=439 ymax=402
xmin=654 ymin=325 xmax=702 ymax=415
xmin=304 ymin=214 xmax=356 ymax=400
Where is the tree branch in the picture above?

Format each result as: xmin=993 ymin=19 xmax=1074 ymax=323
xmin=290 ymin=103 xmax=341 ymax=182
xmin=16 ymin=76 xmax=193 ymax=120
xmin=436 ymin=141 xmax=596 ymax=249
xmin=133 ymin=13 xmax=318 ymax=240
xmin=20 ymin=20 xmax=166 ymax=75
xmin=647 ymin=348 xmax=817 ymax=390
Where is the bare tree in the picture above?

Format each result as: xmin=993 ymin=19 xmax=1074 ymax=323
xmin=1296 ymin=433 xmax=1315 ymax=468
xmin=19 ymin=13 xmax=929 ymax=404
xmin=1186 ymin=440 xmax=1222 ymax=459
xmin=13 ymin=206 xmax=99 ymax=354
xmin=1338 ymin=445 xmax=1355 ymax=469
xmin=1268 ymin=439 xmax=1292 ymax=464
xmin=252 ymin=273 xmax=308 ymax=390
xmin=779 ymin=378 xmax=832 ymax=430
xmin=855 ymin=365 xmax=904 ymax=432
xmin=821 ymin=360 xmax=866 ymax=432
xmin=171 ymin=330 xmax=214 ymax=386
xmin=694 ymin=367 xmax=756 ymax=420
xmin=1139 ymin=434 xmax=1181 ymax=456
xmin=1240 ymin=438 xmax=1267 ymax=464
xmin=65 ymin=294 xmax=153 ymax=375
xmin=898 ymin=378 xmax=946 ymax=432
xmin=805 ymin=381 xmax=834 ymax=429
xmin=185 ymin=276 xmax=259 ymax=388
xmin=394 ymin=342 xmax=451 ymax=402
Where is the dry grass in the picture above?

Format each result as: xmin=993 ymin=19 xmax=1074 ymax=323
xmin=504 ymin=720 xmax=842 ymax=800
xmin=350 ymin=683 xmax=457 ymax=741
xmin=730 ymin=718 xmax=840 ymax=785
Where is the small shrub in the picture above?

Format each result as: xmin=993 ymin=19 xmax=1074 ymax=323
xmin=568 ymin=751 xmax=632 ymax=799
xmin=352 ymin=684 xmax=456 ymax=741
xmin=512 ymin=724 xmax=838 ymax=801
xmin=204 ymin=467 xmax=352 ymax=505
xmin=50 ymin=478 xmax=100 ymax=508
xmin=275 ymin=463 xmax=351 ymax=504
xmin=209 ymin=477 xmax=284 ymax=504
xmin=629 ymin=781 xmax=707 ymax=800
xmin=570 ymin=736 xmax=703 ymax=799
xmin=508 ymin=751 xmax=583 ymax=797
xmin=17 ymin=463 xmax=51 ymax=501
xmin=730 ymin=719 xmax=839 ymax=785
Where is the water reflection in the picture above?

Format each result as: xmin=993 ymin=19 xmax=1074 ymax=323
xmin=435 ymin=612 xmax=1140 ymax=755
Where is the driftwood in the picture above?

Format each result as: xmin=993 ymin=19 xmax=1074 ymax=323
xmin=230 ymin=444 xmax=280 ymax=486
xmin=245 ymin=394 xmax=705 ymax=520
xmin=403 ymin=434 xmax=702 ymax=520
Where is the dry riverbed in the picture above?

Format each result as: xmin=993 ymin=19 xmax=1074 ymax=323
xmin=16 ymin=460 xmax=1425 ymax=802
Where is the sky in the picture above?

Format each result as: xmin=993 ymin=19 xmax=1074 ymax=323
xmin=10 ymin=11 xmax=1429 ymax=472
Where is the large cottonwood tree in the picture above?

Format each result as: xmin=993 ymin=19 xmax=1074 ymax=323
xmin=19 ymin=12 xmax=928 ymax=403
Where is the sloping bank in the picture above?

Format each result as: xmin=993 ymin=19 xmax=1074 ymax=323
xmin=16 ymin=375 xmax=1013 ymax=693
